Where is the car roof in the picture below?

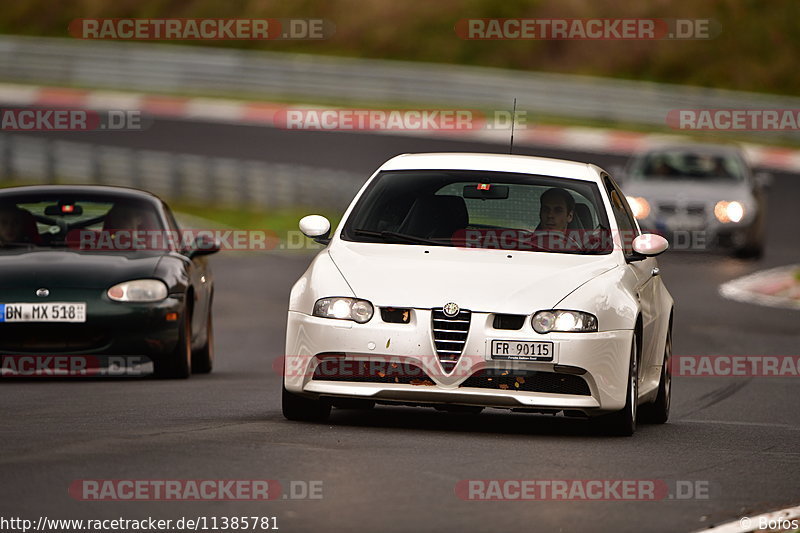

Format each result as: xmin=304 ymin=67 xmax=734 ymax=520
xmin=378 ymin=153 xmax=600 ymax=182
xmin=0 ymin=184 xmax=165 ymax=205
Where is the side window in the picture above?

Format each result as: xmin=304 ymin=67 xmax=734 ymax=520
xmin=603 ymin=176 xmax=638 ymax=254
xmin=162 ymin=204 xmax=181 ymax=233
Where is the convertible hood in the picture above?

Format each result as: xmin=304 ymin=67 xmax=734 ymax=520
xmin=328 ymin=243 xmax=618 ymax=314
xmin=0 ymin=250 xmax=163 ymax=289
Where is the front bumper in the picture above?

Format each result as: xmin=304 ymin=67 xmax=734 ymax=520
xmin=0 ymin=287 xmax=184 ymax=358
xmin=285 ymin=310 xmax=634 ymax=415
xmin=639 ymin=217 xmax=755 ymax=251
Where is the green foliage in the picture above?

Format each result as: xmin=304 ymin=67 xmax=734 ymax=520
xmin=0 ymin=0 xmax=797 ymax=94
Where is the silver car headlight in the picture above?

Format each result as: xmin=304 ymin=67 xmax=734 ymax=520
xmin=532 ymin=310 xmax=598 ymax=333
xmin=107 ymin=279 xmax=168 ymax=302
xmin=625 ymin=196 xmax=651 ymax=220
xmin=714 ymin=200 xmax=745 ymax=223
xmin=314 ymin=297 xmax=374 ymax=323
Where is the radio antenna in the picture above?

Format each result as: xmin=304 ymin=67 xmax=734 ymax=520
xmin=509 ymin=98 xmax=517 ymax=154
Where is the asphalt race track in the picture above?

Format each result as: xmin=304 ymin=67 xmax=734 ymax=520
xmin=1 ymin=119 xmax=799 ymax=533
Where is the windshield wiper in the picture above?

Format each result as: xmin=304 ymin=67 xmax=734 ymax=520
xmin=352 ymin=229 xmax=445 ymax=246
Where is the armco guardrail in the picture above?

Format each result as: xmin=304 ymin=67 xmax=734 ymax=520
xmin=1 ymin=35 xmax=800 ymax=137
xmin=0 ymin=133 xmax=366 ymax=209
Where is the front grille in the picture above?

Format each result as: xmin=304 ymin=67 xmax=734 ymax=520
xmin=686 ymin=204 xmax=706 ymax=217
xmin=658 ymin=203 xmax=677 ymax=215
xmin=658 ymin=203 xmax=706 ymax=217
xmin=492 ymin=314 xmax=526 ymax=330
xmin=380 ymin=307 xmax=411 ymax=324
xmin=0 ymin=324 xmax=109 ymax=352
xmin=431 ymin=308 xmax=471 ymax=373
xmin=460 ymin=369 xmax=590 ymax=396
xmin=312 ymin=359 xmax=436 ymax=386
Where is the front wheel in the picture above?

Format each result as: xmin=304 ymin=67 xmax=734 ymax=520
xmin=593 ymin=332 xmax=638 ymax=436
xmin=640 ymin=327 xmax=671 ymax=424
xmin=192 ymin=306 xmax=214 ymax=374
xmin=153 ymin=310 xmax=192 ymax=379
xmin=282 ymin=384 xmax=331 ymax=422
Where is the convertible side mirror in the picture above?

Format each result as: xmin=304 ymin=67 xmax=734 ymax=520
xmin=188 ymin=234 xmax=220 ymax=258
xmin=630 ymin=233 xmax=669 ymax=259
xmin=299 ymin=215 xmax=331 ymax=245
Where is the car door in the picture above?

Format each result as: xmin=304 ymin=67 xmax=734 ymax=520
xmin=603 ymin=175 xmax=660 ymax=383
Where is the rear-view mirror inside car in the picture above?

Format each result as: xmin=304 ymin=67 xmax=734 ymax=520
xmin=463 ymin=184 xmax=509 ymax=199
xmin=44 ymin=204 xmax=83 ymax=216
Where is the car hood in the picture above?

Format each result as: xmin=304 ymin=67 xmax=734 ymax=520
xmin=328 ymin=242 xmax=618 ymax=314
xmin=622 ymin=179 xmax=752 ymax=203
xmin=0 ymin=250 xmax=164 ymax=289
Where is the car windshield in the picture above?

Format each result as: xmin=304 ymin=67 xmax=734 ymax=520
xmin=341 ymin=170 xmax=613 ymax=254
xmin=0 ymin=194 xmax=165 ymax=252
xmin=629 ymin=150 xmax=745 ymax=181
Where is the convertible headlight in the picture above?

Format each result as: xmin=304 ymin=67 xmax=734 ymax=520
xmin=107 ymin=279 xmax=168 ymax=302
xmin=625 ymin=196 xmax=651 ymax=220
xmin=532 ymin=310 xmax=598 ymax=333
xmin=314 ymin=297 xmax=374 ymax=323
xmin=714 ymin=201 xmax=745 ymax=223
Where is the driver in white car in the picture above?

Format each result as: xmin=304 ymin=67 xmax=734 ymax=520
xmin=538 ymin=187 xmax=575 ymax=233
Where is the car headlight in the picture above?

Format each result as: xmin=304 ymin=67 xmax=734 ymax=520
xmin=625 ymin=196 xmax=651 ymax=220
xmin=532 ymin=310 xmax=598 ymax=333
xmin=107 ymin=279 xmax=168 ymax=302
xmin=714 ymin=201 xmax=745 ymax=223
xmin=313 ymin=297 xmax=374 ymax=323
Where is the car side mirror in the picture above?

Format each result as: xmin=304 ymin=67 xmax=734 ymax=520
xmin=188 ymin=234 xmax=220 ymax=258
xmin=754 ymin=171 xmax=772 ymax=190
xmin=629 ymin=233 xmax=668 ymax=260
xmin=299 ymin=215 xmax=331 ymax=245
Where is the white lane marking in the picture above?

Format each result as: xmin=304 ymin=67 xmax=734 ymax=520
xmin=719 ymin=265 xmax=800 ymax=310
xmin=679 ymin=419 xmax=800 ymax=431
xmin=695 ymin=503 xmax=800 ymax=532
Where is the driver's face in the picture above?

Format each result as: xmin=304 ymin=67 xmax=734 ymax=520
xmin=539 ymin=197 xmax=573 ymax=232
xmin=0 ymin=211 xmax=21 ymax=243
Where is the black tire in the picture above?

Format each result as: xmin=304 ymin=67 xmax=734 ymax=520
xmin=593 ymin=332 xmax=638 ymax=436
xmin=734 ymin=243 xmax=763 ymax=260
xmin=192 ymin=306 xmax=214 ymax=374
xmin=282 ymin=384 xmax=331 ymax=422
xmin=153 ymin=310 xmax=191 ymax=379
xmin=332 ymin=398 xmax=376 ymax=410
xmin=640 ymin=327 xmax=671 ymax=424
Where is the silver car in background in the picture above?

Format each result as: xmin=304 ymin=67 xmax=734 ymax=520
xmin=620 ymin=144 xmax=769 ymax=258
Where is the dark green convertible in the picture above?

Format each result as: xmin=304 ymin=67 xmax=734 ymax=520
xmin=0 ymin=185 xmax=218 ymax=378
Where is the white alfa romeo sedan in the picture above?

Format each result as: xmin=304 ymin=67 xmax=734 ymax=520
xmin=284 ymin=153 xmax=673 ymax=435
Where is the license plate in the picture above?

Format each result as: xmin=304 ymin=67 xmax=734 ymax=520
xmin=490 ymin=340 xmax=554 ymax=361
xmin=0 ymin=303 xmax=87 ymax=323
